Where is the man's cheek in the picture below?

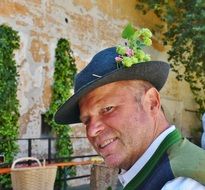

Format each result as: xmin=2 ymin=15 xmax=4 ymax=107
xmin=88 ymin=138 xmax=98 ymax=151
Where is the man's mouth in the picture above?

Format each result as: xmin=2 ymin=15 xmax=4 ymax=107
xmin=99 ymin=137 xmax=117 ymax=149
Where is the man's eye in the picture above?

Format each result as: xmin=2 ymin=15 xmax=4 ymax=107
xmin=81 ymin=117 xmax=90 ymax=126
xmin=101 ymin=106 xmax=114 ymax=114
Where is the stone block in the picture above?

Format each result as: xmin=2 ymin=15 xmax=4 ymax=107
xmin=90 ymin=164 xmax=121 ymax=190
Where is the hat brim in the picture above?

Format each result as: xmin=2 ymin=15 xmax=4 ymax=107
xmin=54 ymin=61 xmax=169 ymax=124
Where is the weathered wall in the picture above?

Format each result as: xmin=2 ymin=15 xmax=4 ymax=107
xmin=0 ymin=0 xmax=200 ymax=185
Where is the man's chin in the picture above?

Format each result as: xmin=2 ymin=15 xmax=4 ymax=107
xmin=104 ymin=156 xmax=121 ymax=169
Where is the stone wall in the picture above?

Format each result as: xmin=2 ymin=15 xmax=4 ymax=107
xmin=0 ymin=0 xmax=201 ymax=186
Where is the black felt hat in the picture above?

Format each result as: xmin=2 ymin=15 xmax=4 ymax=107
xmin=54 ymin=47 xmax=170 ymax=124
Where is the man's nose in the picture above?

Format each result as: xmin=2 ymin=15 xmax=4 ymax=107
xmin=86 ymin=117 xmax=105 ymax=137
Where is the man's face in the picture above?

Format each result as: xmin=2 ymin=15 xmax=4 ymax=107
xmin=79 ymin=81 xmax=156 ymax=170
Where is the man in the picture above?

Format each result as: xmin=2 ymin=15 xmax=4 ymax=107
xmin=54 ymin=47 xmax=205 ymax=189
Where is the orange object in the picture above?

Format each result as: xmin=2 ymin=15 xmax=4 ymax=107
xmin=0 ymin=159 xmax=101 ymax=174
xmin=0 ymin=167 xmax=11 ymax=174
xmin=48 ymin=160 xmax=93 ymax=168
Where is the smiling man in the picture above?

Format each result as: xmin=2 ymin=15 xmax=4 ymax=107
xmin=79 ymin=80 xmax=166 ymax=170
xmin=54 ymin=46 xmax=205 ymax=190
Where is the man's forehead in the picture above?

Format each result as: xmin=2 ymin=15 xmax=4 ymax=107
xmin=79 ymin=82 xmax=120 ymax=104
xmin=80 ymin=81 xmax=131 ymax=99
xmin=78 ymin=80 xmax=144 ymax=106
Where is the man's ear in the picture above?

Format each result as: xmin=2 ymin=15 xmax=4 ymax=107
xmin=143 ymin=87 xmax=161 ymax=115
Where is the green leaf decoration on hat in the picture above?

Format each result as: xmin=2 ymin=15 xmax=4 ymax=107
xmin=115 ymin=23 xmax=152 ymax=67
xmin=122 ymin=23 xmax=136 ymax=39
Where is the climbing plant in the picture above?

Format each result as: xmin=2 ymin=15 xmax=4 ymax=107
xmin=0 ymin=24 xmax=20 ymax=188
xmin=45 ymin=38 xmax=77 ymax=187
xmin=136 ymin=0 xmax=205 ymax=119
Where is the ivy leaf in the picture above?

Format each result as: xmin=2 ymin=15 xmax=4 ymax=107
xmin=122 ymin=23 xmax=135 ymax=40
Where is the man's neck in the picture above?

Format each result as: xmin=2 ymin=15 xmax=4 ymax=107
xmin=118 ymin=125 xmax=176 ymax=187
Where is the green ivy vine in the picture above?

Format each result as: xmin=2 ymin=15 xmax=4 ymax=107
xmin=45 ymin=38 xmax=77 ymax=159
xmin=136 ymin=0 xmax=205 ymax=119
xmin=45 ymin=38 xmax=77 ymax=187
xmin=0 ymin=24 xmax=20 ymax=189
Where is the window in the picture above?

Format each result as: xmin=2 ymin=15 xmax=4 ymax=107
xmin=41 ymin=114 xmax=52 ymax=137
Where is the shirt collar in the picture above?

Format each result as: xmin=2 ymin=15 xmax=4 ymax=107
xmin=118 ymin=125 xmax=176 ymax=187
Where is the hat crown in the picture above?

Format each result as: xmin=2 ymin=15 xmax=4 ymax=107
xmin=74 ymin=47 xmax=118 ymax=93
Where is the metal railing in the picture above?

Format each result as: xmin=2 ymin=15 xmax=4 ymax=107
xmin=16 ymin=136 xmax=97 ymax=163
